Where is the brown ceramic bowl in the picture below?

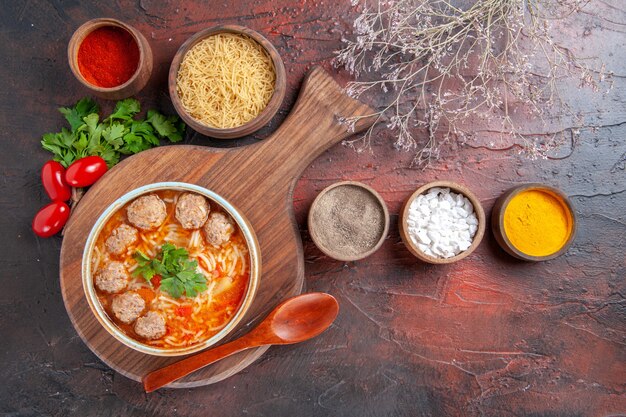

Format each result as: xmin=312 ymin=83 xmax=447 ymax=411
xmin=308 ymin=181 xmax=390 ymax=262
xmin=68 ymin=18 xmax=153 ymax=100
xmin=168 ymin=25 xmax=286 ymax=139
xmin=491 ymin=183 xmax=576 ymax=261
xmin=399 ymin=181 xmax=486 ymax=264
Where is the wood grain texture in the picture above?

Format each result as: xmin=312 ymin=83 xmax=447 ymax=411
xmin=1 ymin=1 xmax=625 ymax=416
xmin=59 ymin=66 xmax=375 ymax=387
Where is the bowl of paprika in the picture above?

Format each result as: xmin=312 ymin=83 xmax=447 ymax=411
xmin=68 ymin=18 xmax=153 ymax=100
xmin=491 ymin=183 xmax=576 ymax=261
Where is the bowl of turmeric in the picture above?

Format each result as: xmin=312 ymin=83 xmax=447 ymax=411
xmin=491 ymin=183 xmax=576 ymax=261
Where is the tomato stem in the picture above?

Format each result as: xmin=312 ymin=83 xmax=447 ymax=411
xmin=61 ymin=187 xmax=84 ymax=236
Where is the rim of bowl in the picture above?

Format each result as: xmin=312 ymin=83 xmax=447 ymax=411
xmin=81 ymin=182 xmax=261 ymax=356
xmin=400 ymin=180 xmax=486 ymax=264
xmin=168 ymin=24 xmax=286 ymax=139
xmin=308 ymin=181 xmax=390 ymax=262
xmin=68 ymin=18 xmax=145 ymax=92
xmin=494 ymin=183 xmax=576 ymax=261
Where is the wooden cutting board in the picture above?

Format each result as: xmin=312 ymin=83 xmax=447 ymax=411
xmin=59 ymin=67 xmax=376 ymax=387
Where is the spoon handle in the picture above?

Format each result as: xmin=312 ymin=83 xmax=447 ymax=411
xmin=143 ymin=336 xmax=261 ymax=392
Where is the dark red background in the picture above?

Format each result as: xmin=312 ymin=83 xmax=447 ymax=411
xmin=1 ymin=1 xmax=624 ymax=416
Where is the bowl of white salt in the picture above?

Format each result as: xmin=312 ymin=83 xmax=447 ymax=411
xmin=399 ymin=181 xmax=485 ymax=264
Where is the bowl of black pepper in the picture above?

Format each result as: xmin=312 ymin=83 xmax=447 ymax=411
xmin=308 ymin=181 xmax=389 ymax=262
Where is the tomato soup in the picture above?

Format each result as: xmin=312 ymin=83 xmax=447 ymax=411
xmin=90 ymin=189 xmax=250 ymax=349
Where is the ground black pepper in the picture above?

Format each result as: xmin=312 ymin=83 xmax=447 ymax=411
xmin=310 ymin=184 xmax=385 ymax=258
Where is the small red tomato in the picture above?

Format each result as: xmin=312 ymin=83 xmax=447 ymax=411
xmin=64 ymin=156 xmax=108 ymax=187
xmin=41 ymin=161 xmax=72 ymax=201
xmin=150 ymin=275 xmax=162 ymax=289
xmin=32 ymin=201 xmax=70 ymax=237
xmin=175 ymin=306 xmax=192 ymax=317
xmin=212 ymin=264 xmax=223 ymax=278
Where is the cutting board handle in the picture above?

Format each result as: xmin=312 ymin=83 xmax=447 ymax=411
xmin=256 ymin=66 xmax=377 ymax=180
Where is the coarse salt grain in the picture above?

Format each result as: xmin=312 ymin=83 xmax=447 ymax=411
xmin=407 ymin=187 xmax=478 ymax=258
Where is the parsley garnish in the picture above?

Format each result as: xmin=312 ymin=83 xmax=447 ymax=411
xmin=133 ymin=244 xmax=207 ymax=299
xmin=41 ymin=98 xmax=185 ymax=168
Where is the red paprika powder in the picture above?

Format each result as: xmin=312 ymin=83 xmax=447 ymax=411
xmin=77 ymin=26 xmax=140 ymax=88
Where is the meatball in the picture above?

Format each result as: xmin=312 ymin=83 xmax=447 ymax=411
xmin=95 ymin=261 xmax=129 ymax=293
xmin=203 ymin=212 xmax=235 ymax=247
xmin=175 ymin=193 xmax=210 ymax=229
xmin=126 ymin=194 xmax=167 ymax=230
xmin=111 ymin=292 xmax=145 ymax=324
xmin=105 ymin=224 xmax=138 ymax=255
xmin=134 ymin=311 xmax=166 ymax=340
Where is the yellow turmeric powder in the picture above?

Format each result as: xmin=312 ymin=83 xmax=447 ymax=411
xmin=503 ymin=189 xmax=573 ymax=257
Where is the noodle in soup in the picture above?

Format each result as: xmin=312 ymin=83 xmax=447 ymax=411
xmin=90 ymin=189 xmax=250 ymax=349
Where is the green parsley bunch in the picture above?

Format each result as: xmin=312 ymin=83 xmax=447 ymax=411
xmin=41 ymin=98 xmax=185 ymax=168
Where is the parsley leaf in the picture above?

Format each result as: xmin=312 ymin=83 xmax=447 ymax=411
xmin=102 ymin=123 xmax=126 ymax=149
xmin=132 ymin=244 xmax=207 ymax=299
xmin=160 ymin=277 xmax=184 ymax=299
xmin=107 ymin=98 xmax=141 ymax=121
xmin=120 ymin=133 xmax=148 ymax=154
xmin=133 ymin=250 xmax=157 ymax=281
xmin=58 ymin=98 xmax=99 ymax=131
xmin=41 ymin=97 xmax=186 ymax=168
xmin=146 ymin=110 xmax=184 ymax=142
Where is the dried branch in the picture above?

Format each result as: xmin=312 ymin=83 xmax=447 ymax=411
xmin=335 ymin=0 xmax=613 ymax=167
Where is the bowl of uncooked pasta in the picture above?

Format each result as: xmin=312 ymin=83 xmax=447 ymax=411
xmin=168 ymin=25 xmax=286 ymax=139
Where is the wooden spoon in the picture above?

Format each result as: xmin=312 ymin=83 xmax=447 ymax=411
xmin=143 ymin=292 xmax=339 ymax=392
